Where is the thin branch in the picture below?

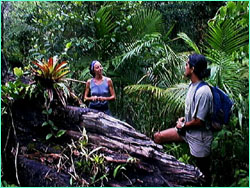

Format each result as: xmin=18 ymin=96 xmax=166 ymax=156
xmin=15 ymin=142 xmax=20 ymax=186
xmin=9 ymin=106 xmax=20 ymax=186
xmin=122 ymin=172 xmax=133 ymax=185
xmin=65 ymin=78 xmax=86 ymax=84
xmin=4 ymin=126 xmax=11 ymax=154
xmin=9 ymin=107 xmax=17 ymax=137
xmin=44 ymin=169 xmax=52 ymax=181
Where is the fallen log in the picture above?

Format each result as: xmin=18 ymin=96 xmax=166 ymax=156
xmin=2 ymin=102 xmax=204 ymax=187
xmin=58 ymin=106 xmax=205 ymax=186
xmin=17 ymin=155 xmax=71 ymax=187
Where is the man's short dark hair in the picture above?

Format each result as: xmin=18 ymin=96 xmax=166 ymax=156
xmin=188 ymin=54 xmax=210 ymax=80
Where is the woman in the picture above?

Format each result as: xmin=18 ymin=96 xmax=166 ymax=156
xmin=84 ymin=60 xmax=116 ymax=115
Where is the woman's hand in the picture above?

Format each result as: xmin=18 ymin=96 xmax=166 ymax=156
xmin=92 ymin=96 xmax=98 ymax=101
xmin=97 ymin=96 xmax=106 ymax=101
xmin=92 ymin=96 xmax=106 ymax=101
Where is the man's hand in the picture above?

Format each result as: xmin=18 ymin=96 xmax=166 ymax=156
xmin=177 ymin=117 xmax=185 ymax=123
xmin=176 ymin=117 xmax=185 ymax=128
xmin=154 ymin=132 xmax=162 ymax=144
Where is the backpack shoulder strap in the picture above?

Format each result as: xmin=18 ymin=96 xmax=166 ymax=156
xmin=193 ymin=81 xmax=208 ymax=102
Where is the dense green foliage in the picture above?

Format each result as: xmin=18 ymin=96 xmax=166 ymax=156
xmin=1 ymin=1 xmax=248 ymax=187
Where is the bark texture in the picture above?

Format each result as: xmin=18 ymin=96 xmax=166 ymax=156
xmin=57 ymin=106 xmax=204 ymax=186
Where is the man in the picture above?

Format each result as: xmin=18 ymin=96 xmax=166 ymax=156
xmin=154 ymin=54 xmax=213 ymax=185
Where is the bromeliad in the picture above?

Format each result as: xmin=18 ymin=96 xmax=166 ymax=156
xmin=31 ymin=57 xmax=70 ymax=106
xmin=32 ymin=57 xmax=70 ymax=82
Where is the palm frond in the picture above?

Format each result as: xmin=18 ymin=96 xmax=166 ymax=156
xmin=162 ymin=83 xmax=188 ymax=115
xmin=177 ymin=32 xmax=201 ymax=54
xmin=205 ymin=19 xmax=248 ymax=54
xmin=124 ymin=83 xmax=188 ymax=115
xmin=124 ymin=84 xmax=165 ymax=100
xmin=94 ymin=6 xmax=116 ymax=39
xmin=125 ymin=8 xmax=163 ymax=43
xmin=122 ymin=33 xmax=162 ymax=61
xmin=145 ymin=54 xmax=183 ymax=87
xmin=138 ymin=44 xmax=186 ymax=87
xmin=111 ymin=33 xmax=162 ymax=70
xmin=207 ymin=50 xmax=246 ymax=101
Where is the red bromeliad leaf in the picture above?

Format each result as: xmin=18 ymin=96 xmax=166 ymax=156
xmin=32 ymin=61 xmax=46 ymax=73
xmin=48 ymin=58 xmax=55 ymax=75
xmin=48 ymin=57 xmax=53 ymax=69
xmin=54 ymin=61 xmax=67 ymax=72
xmin=55 ymin=70 xmax=70 ymax=81
xmin=53 ymin=67 xmax=69 ymax=79
xmin=32 ymin=60 xmax=50 ymax=78
xmin=31 ymin=57 xmax=71 ymax=106
xmin=32 ymin=58 xmax=69 ymax=81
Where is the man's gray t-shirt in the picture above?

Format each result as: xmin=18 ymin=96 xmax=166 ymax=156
xmin=183 ymin=81 xmax=213 ymax=158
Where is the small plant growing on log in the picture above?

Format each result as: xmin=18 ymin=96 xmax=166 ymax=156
xmin=56 ymin=128 xmax=108 ymax=186
xmin=112 ymin=156 xmax=137 ymax=179
xmin=113 ymin=164 xmax=126 ymax=178
xmin=41 ymin=92 xmax=66 ymax=140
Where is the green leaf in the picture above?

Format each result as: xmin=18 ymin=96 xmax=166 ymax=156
xmin=2 ymin=180 xmax=7 ymax=187
xmin=42 ymin=110 xmax=48 ymax=115
xmin=113 ymin=164 xmax=126 ymax=178
xmin=48 ymin=120 xmax=54 ymax=126
xmin=113 ymin=165 xmax=121 ymax=178
xmin=220 ymin=6 xmax=227 ymax=18
xmin=47 ymin=108 xmax=52 ymax=115
xmin=227 ymin=2 xmax=236 ymax=15
xmin=66 ymin=42 xmax=72 ymax=49
xmin=70 ymin=177 xmax=73 ymax=186
xmin=46 ymin=133 xmax=53 ymax=140
xmin=126 ymin=25 xmax=132 ymax=31
xmin=52 ymin=125 xmax=58 ymax=131
xmin=178 ymin=32 xmax=201 ymax=54
xmin=42 ymin=122 xmax=49 ymax=127
xmin=56 ymin=130 xmax=66 ymax=138
xmin=111 ymin=37 xmax=116 ymax=42
xmin=13 ymin=67 xmax=23 ymax=77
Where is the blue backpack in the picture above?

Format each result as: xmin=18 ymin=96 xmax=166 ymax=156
xmin=193 ymin=81 xmax=234 ymax=131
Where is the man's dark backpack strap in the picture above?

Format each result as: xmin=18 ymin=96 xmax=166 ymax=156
xmin=193 ymin=81 xmax=207 ymax=103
